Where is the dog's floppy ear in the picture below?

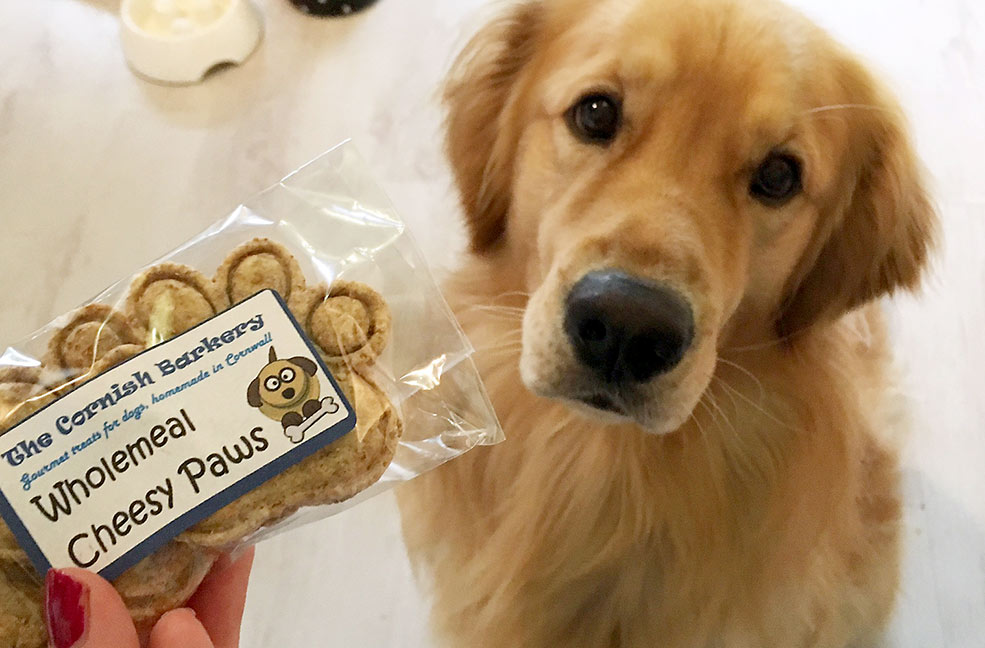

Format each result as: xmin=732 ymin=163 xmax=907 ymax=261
xmin=247 ymin=378 xmax=262 ymax=408
xmin=777 ymin=70 xmax=937 ymax=338
xmin=445 ymin=2 xmax=542 ymax=252
xmin=288 ymin=356 xmax=318 ymax=377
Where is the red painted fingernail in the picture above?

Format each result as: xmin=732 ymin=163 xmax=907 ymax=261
xmin=44 ymin=570 xmax=88 ymax=648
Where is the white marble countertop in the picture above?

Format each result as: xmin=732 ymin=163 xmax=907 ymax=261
xmin=1 ymin=1 xmax=982 ymax=646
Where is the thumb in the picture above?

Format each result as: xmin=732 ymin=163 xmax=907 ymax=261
xmin=147 ymin=608 xmax=215 ymax=648
xmin=45 ymin=568 xmax=140 ymax=648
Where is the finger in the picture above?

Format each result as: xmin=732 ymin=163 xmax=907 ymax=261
xmin=185 ymin=547 xmax=255 ymax=648
xmin=45 ymin=568 xmax=139 ymax=648
xmin=147 ymin=609 xmax=213 ymax=648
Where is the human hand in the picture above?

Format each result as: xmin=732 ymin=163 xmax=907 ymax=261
xmin=44 ymin=547 xmax=254 ymax=648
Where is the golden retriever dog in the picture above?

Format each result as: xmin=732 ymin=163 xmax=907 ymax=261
xmin=398 ymin=0 xmax=937 ymax=646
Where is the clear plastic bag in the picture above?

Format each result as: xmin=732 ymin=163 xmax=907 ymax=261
xmin=0 ymin=140 xmax=501 ymax=645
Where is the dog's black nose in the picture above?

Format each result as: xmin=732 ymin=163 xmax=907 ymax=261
xmin=564 ymin=270 xmax=694 ymax=383
xmin=282 ymin=387 xmax=296 ymax=399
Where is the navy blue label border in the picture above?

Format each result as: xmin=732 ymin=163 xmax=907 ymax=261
xmin=0 ymin=290 xmax=357 ymax=581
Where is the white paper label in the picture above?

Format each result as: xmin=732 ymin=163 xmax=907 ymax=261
xmin=0 ymin=290 xmax=355 ymax=579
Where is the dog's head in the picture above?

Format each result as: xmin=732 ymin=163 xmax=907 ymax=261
xmin=448 ymin=0 xmax=936 ymax=434
xmin=247 ymin=347 xmax=319 ymax=410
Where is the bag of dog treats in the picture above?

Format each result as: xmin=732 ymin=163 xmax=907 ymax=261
xmin=0 ymin=141 xmax=502 ymax=647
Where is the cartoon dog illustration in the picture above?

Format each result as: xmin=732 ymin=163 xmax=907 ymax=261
xmin=247 ymin=346 xmax=323 ymax=433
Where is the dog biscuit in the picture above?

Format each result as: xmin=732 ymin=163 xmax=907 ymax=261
xmin=215 ymin=238 xmax=307 ymax=305
xmin=0 ymin=369 xmax=45 ymax=431
xmin=290 ymin=281 xmax=391 ymax=371
xmin=45 ymin=305 xmax=142 ymax=373
xmin=0 ymin=368 xmax=66 ymax=435
xmin=126 ymin=263 xmax=229 ymax=345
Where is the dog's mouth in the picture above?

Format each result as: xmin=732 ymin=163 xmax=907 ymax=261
xmin=577 ymin=392 xmax=625 ymax=415
xmin=565 ymin=390 xmax=640 ymax=425
xmin=282 ymin=387 xmax=296 ymax=400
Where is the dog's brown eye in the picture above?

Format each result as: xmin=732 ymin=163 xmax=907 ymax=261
xmin=750 ymin=153 xmax=802 ymax=205
xmin=280 ymin=368 xmax=296 ymax=382
xmin=264 ymin=376 xmax=280 ymax=391
xmin=566 ymin=94 xmax=621 ymax=144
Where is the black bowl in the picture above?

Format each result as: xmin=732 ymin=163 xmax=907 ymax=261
xmin=289 ymin=0 xmax=379 ymax=17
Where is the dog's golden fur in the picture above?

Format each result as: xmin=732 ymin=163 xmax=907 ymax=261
xmin=398 ymin=0 xmax=937 ymax=646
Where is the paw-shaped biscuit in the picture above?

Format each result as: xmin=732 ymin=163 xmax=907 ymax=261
xmin=127 ymin=263 xmax=228 ymax=345
xmin=290 ymin=281 xmax=391 ymax=373
xmin=215 ymin=238 xmax=307 ymax=305
xmin=2 ymin=315 xmax=143 ymax=435
xmin=45 ymin=305 xmax=143 ymax=373
xmin=0 ymin=368 xmax=45 ymax=431
xmin=67 ymin=344 xmax=145 ymax=391
xmin=91 ymin=344 xmax=144 ymax=373
xmin=0 ymin=368 xmax=67 ymax=434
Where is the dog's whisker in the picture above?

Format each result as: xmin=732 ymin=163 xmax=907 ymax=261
xmin=803 ymin=103 xmax=892 ymax=115
xmin=690 ymin=403 xmax=735 ymax=501
xmin=460 ymin=306 xmax=526 ymax=320
xmin=691 ymin=401 xmax=720 ymax=452
xmin=460 ymin=292 xmax=531 ymax=309
xmin=482 ymin=290 xmax=532 ymax=301
xmin=688 ymin=407 xmax=716 ymax=472
xmin=469 ymin=305 xmax=526 ymax=312
xmin=711 ymin=377 xmax=791 ymax=478
xmin=715 ymin=357 xmax=767 ymax=405
xmin=474 ymin=338 xmax=524 ymax=358
xmin=704 ymin=385 xmax=783 ymax=485
xmin=469 ymin=300 xmax=523 ymax=310
xmin=712 ymin=374 xmax=804 ymax=437
xmin=474 ymin=338 xmax=524 ymax=351
xmin=721 ymin=313 xmax=842 ymax=353
xmin=700 ymin=390 xmax=759 ymax=475
xmin=476 ymin=328 xmax=524 ymax=346
xmin=708 ymin=375 xmax=742 ymax=414
xmin=492 ymin=313 xmax=524 ymax=320
xmin=702 ymin=388 xmax=744 ymax=449
xmin=476 ymin=345 xmax=523 ymax=357
xmin=488 ymin=327 xmax=523 ymax=337
xmin=699 ymin=388 xmax=734 ymax=439
xmin=720 ymin=339 xmax=783 ymax=353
